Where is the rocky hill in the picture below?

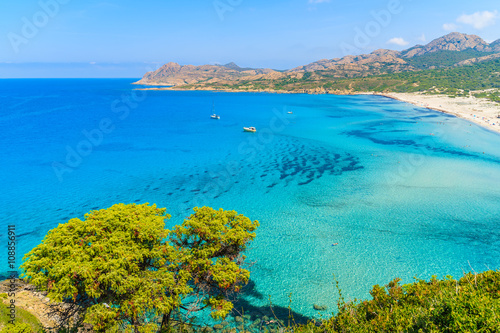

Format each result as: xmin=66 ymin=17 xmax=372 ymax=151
xmin=287 ymin=32 xmax=500 ymax=75
xmin=401 ymin=32 xmax=499 ymax=57
xmin=134 ymin=62 xmax=276 ymax=86
xmin=286 ymin=49 xmax=410 ymax=77
xmin=135 ymin=32 xmax=500 ymax=88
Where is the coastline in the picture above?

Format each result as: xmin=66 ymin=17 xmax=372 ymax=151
xmin=377 ymin=92 xmax=500 ymax=134
xmin=135 ymin=84 xmax=500 ymax=134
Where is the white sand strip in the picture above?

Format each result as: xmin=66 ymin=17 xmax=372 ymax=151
xmin=376 ymin=92 xmax=500 ymax=134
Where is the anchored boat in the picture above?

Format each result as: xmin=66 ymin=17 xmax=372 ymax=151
xmin=210 ymin=101 xmax=220 ymax=119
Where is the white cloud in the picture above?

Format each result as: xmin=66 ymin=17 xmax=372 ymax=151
xmin=443 ymin=23 xmax=459 ymax=31
xmin=457 ymin=10 xmax=498 ymax=29
xmin=308 ymin=0 xmax=330 ymax=3
xmin=89 ymin=62 xmax=97 ymax=65
xmin=417 ymin=34 xmax=426 ymax=42
xmin=387 ymin=37 xmax=409 ymax=46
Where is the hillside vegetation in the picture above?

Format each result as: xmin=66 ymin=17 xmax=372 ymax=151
xmin=191 ymin=59 xmax=500 ymax=103
xmin=325 ymin=58 xmax=500 ymax=95
xmin=404 ymin=49 xmax=495 ymax=69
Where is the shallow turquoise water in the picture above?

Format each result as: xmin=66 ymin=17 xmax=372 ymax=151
xmin=1 ymin=79 xmax=500 ymax=319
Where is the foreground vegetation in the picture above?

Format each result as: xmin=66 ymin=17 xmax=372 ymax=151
xmin=4 ymin=203 xmax=500 ymax=332
xmin=297 ymin=270 xmax=500 ymax=332
xmin=4 ymin=268 xmax=500 ymax=332
xmin=19 ymin=204 xmax=259 ymax=332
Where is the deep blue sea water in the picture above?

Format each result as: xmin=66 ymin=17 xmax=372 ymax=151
xmin=1 ymin=79 xmax=500 ymax=319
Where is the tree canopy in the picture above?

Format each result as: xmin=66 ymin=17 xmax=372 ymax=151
xmin=20 ymin=203 xmax=259 ymax=332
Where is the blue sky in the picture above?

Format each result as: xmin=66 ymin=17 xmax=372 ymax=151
xmin=0 ymin=0 xmax=499 ymax=77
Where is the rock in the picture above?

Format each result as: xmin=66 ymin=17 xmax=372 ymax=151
xmin=235 ymin=316 xmax=243 ymax=322
xmin=213 ymin=324 xmax=224 ymax=330
xmin=313 ymin=304 xmax=328 ymax=311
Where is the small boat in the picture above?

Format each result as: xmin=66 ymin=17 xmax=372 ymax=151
xmin=287 ymin=111 xmax=293 ymax=114
xmin=243 ymin=127 xmax=257 ymax=132
xmin=210 ymin=101 xmax=220 ymax=119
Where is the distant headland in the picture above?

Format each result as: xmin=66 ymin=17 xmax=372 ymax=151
xmin=134 ymin=32 xmax=500 ymax=134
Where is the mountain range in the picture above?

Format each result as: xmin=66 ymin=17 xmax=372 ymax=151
xmin=134 ymin=32 xmax=500 ymax=91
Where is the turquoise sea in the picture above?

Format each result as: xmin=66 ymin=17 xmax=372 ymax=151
xmin=1 ymin=79 xmax=500 ymax=320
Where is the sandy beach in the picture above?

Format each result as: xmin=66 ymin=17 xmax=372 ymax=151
xmin=378 ymin=92 xmax=500 ymax=134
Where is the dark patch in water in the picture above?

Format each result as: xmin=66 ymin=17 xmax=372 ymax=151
xmin=232 ymin=279 xmax=311 ymax=324
xmin=344 ymin=129 xmax=500 ymax=164
xmin=298 ymin=179 xmax=314 ymax=186
xmin=17 ymin=230 xmax=38 ymax=238
xmin=257 ymin=137 xmax=364 ymax=187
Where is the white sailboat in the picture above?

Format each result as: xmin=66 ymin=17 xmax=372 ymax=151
xmin=210 ymin=101 xmax=220 ymax=119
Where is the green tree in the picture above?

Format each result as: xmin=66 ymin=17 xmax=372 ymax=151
xmin=20 ymin=203 xmax=259 ymax=332
xmin=168 ymin=206 xmax=259 ymax=323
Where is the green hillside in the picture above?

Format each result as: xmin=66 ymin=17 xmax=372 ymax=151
xmin=197 ymin=58 xmax=500 ymax=102
xmin=405 ymin=49 xmax=495 ymax=69
xmin=328 ymin=58 xmax=500 ymax=94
